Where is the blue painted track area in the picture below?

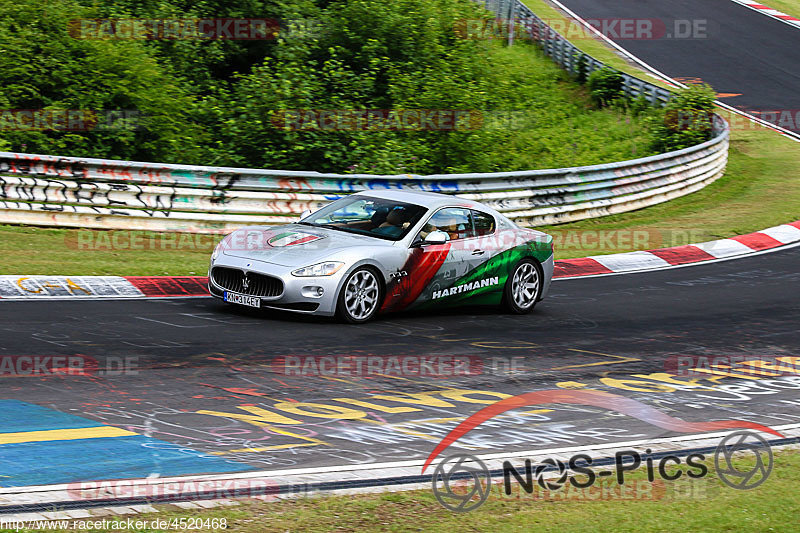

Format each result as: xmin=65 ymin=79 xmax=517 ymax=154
xmin=0 ymin=400 xmax=253 ymax=487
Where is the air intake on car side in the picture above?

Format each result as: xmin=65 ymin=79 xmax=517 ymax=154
xmin=211 ymin=267 xmax=283 ymax=297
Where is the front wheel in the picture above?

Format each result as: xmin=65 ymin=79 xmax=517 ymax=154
xmin=337 ymin=267 xmax=383 ymax=323
xmin=503 ymin=258 xmax=542 ymax=314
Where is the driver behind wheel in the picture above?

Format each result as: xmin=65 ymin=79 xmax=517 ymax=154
xmin=373 ymin=207 xmax=411 ymax=237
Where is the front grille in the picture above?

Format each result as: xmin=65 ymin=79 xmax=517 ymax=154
xmin=211 ymin=267 xmax=283 ymax=297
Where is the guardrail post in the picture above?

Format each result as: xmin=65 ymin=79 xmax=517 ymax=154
xmin=508 ymin=0 xmax=516 ymax=46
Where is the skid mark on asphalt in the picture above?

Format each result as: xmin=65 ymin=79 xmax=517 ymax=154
xmin=0 ymin=400 xmax=254 ymax=487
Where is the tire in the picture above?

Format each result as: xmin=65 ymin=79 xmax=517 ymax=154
xmin=336 ymin=266 xmax=384 ymax=323
xmin=502 ymin=258 xmax=542 ymax=314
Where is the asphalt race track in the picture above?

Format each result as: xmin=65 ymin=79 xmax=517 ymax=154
xmin=1 ymin=245 xmax=799 ymax=488
xmin=555 ymin=0 xmax=800 ymax=125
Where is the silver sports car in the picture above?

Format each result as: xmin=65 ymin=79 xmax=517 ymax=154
xmin=208 ymin=190 xmax=554 ymax=323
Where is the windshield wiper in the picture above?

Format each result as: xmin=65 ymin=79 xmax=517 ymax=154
xmin=300 ymin=222 xmax=349 ymax=233
xmin=298 ymin=222 xmax=390 ymax=239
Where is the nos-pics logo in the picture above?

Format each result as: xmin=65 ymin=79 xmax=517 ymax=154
xmin=432 ymin=431 xmax=774 ymax=512
xmin=425 ymin=390 xmax=782 ymax=512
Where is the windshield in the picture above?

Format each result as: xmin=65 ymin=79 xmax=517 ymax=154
xmin=300 ymin=195 xmax=428 ymax=241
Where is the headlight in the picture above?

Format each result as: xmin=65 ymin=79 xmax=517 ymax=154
xmin=211 ymin=235 xmax=231 ymax=261
xmin=292 ymin=261 xmax=344 ymax=277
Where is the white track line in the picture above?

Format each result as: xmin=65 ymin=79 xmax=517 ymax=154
xmin=546 ymin=0 xmax=800 ymax=143
xmin=554 ymin=239 xmax=800 ymax=280
xmin=728 ymin=0 xmax=800 ymax=30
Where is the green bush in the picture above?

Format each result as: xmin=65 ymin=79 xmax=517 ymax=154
xmin=0 ymin=0 xmax=659 ymax=172
xmin=0 ymin=0 xmax=210 ymax=162
xmin=586 ymin=67 xmax=625 ymax=108
xmin=573 ymin=52 xmax=588 ymax=84
xmin=649 ymin=83 xmax=717 ymax=152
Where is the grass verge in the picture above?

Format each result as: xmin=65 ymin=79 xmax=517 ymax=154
xmin=753 ymin=0 xmax=800 ymax=20
xmin=544 ymin=109 xmax=800 ymax=259
xmin=6 ymin=447 xmax=799 ymax=532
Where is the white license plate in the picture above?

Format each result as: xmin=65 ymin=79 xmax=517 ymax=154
xmin=224 ymin=291 xmax=261 ymax=308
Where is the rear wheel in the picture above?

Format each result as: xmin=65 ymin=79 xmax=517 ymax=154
xmin=337 ymin=267 xmax=383 ymax=323
xmin=503 ymin=258 xmax=542 ymax=314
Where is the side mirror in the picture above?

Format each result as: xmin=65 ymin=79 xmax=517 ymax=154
xmin=300 ymin=209 xmax=312 ymax=220
xmin=423 ymin=230 xmax=449 ymax=245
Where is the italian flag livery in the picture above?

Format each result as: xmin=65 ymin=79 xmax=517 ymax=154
xmin=382 ymin=229 xmax=553 ymax=313
xmin=268 ymin=231 xmax=324 ymax=247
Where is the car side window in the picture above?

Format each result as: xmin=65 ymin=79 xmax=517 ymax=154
xmin=419 ymin=207 xmax=474 ymax=241
xmin=471 ymin=210 xmax=496 ymax=236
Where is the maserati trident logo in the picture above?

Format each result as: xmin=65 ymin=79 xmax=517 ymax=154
xmin=242 ymin=272 xmax=250 ymax=291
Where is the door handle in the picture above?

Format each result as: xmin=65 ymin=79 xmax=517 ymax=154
xmin=472 ymin=249 xmax=485 ymax=255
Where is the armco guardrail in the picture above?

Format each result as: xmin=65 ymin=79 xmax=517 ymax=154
xmin=486 ymin=0 xmax=675 ymax=105
xmin=0 ymin=117 xmax=728 ymax=233
xmin=0 ymin=1 xmax=728 ymax=234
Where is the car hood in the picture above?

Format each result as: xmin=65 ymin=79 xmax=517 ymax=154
xmin=220 ymin=224 xmax=391 ymax=267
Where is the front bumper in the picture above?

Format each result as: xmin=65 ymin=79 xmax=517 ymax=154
xmin=208 ymin=255 xmax=345 ymax=316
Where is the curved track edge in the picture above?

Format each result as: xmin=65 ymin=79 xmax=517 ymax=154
xmin=1 ymin=220 xmax=798 ymax=299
